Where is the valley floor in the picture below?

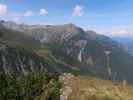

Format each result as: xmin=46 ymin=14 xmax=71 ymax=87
xmin=60 ymin=74 xmax=133 ymax=100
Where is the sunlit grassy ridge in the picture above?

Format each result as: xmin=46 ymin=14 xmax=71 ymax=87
xmin=63 ymin=76 xmax=133 ymax=100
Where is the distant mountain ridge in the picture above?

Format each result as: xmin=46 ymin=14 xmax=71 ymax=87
xmin=113 ymin=37 xmax=133 ymax=54
xmin=0 ymin=20 xmax=133 ymax=83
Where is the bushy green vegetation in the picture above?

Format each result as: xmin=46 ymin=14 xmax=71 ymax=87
xmin=0 ymin=72 xmax=60 ymax=100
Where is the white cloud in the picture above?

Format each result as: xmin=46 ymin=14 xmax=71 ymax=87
xmin=110 ymin=29 xmax=128 ymax=34
xmin=108 ymin=29 xmax=132 ymax=37
xmin=13 ymin=16 xmax=22 ymax=23
xmin=39 ymin=8 xmax=48 ymax=15
xmin=24 ymin=10 xmax=34 ymax=17
xmin=0 ymin=4 xmax=7 ymax=15
xmin=2 ymin=12 xmax=23 ymax=23
xmin=86 ymin=26 xmax=133 ymax=37
xmin=72 ymin=5 xmax=84 ymax=17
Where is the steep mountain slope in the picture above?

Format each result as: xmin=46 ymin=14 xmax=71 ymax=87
xmin=0 ymin=24 xmax=41 ymax=49
xmin=1 ymin=20 xmax=133 ymax=83
xmin=113 ymin=37 xmax=133 ymax=54
xmin=0 ymin=42 xmax=55 ymax=77
xmin=0 ymin=24 xmax=83 ymax=77
xmin=18 ymin=23 xmax=133 ymax=82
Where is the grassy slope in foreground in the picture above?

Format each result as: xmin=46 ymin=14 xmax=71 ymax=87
xmin=60 ymin=75 xmax=133 ymax=100
xmin=0 ymin=72 xmax=60 ymax=100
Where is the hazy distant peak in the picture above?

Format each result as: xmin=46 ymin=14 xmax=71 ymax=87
xmin=63 ymin=23 xmax=76 ymax=27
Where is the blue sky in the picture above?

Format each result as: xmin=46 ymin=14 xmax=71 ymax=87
xmin=0 ymin=0 xmax=133 ymax=37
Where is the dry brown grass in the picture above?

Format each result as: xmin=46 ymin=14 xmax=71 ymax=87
xmin=66 ymin=76 xmax=133 ymax=100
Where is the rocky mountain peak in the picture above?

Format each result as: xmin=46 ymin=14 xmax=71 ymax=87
xmin=63 ymin=23 xmax=76 ymax=27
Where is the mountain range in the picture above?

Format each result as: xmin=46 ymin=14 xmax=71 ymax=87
xmin=0 ymin=20 xmax=133 ymax=83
